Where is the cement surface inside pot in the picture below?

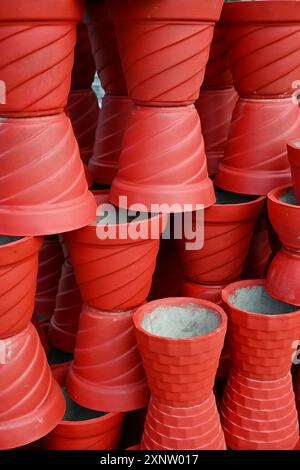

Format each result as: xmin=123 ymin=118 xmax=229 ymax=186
xmin=215 ymin=188 xmax=257 ymax=205
xmin=48 ymin=346 xmax=73 ymax=365
xmin=141 ymin=303 xmax=220 ymax=339
xmin=279 ymin=188 xmax=298 ymax=206
xmin=228 ymin=285 xmax=298 ymax=315
xmin=62 ymin=387 xmax=107 ymax=422
xmin=0 ymin=235 xmax=23 ymax=246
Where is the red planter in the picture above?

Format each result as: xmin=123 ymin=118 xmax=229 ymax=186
xmin=71 ymin=23 xmax=95 ymax=90
xmin=67 ymin=89 xmax=99 ymax=164
xmin=0 ymin=235 xmax=42 ymax=339
xmin=133 ymin=297 xmax=227 ymax=407
xmin=0 ymin=323 xmax=65 ymax=449
xmin=89 ymin=94 xmax=133 ymax=184
xmin=222 ymin=279 xmax=300 ymax=380
xmin=48 ymin=259 xmax=82 ymax=354
xmin=287 ymin=140 xmax=300 ymax=204
xmin=215 ymin=98 xmax=299 ymax=195
xmin=266 ymin=185 xmax=300 ymax=305
xmin=178 ymin=189 xmax=265 ymax=284
xmin=109 ymin=105 xmax=215 ymax=212
xmin=0 ymin=0 xmax=84 ymax=117
xmin=0 ymin=113 xmax=97 ymax=236
xmin=196 ymin=88 xmax=238 ymax=176
xmin=181 ymin=281 xmax=225 ymax=306
xmin=108 ymin=0 xmax=224 ymax=106
xmin=67 ymin=304 xmax=149 ymax=412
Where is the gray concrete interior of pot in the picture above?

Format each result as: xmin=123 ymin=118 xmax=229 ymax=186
xmin=279 ymin=188 xmax=298 ymax=206
xmin=62 ymin=387 xmax=107 ymax=422
xmin=0 ymin=235 xmax=23 ymax=245
xmin=95 ymin=205 xmax=154 ymax=225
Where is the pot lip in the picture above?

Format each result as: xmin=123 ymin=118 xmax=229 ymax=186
xmin=221 ymin=1 xmax=300 ymax=23
xmin=0 ymin=235 xmax=33 ymax=250
xmin=222 ymin=279 xmax=300 ymax=319
xmin=0 ymin=113 xmax=66 ymax=125
xmin=0 ymin=0 xmax=84 ymax=22
xmin=58 ymin=409 xmax=124 ymax=427
xmin=183 ymin=280 xmax=227 ymax=291
xmin=212 ymin=191 xmax=265 ymax=210
xmin=268 ymin=184 xmax=299 ymax=208
xmin=133 ymin=296 xmax=227 ymax=343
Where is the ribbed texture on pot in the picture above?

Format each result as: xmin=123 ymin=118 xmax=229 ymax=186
xmin=0 ymin=323 xmax=66 ymax=450
xmin=66 ymin=304 xmax=149 ymax=412
xmin=288 ymin=142 xmax=300 ymax=205
xmin=71 ymin=23 xmax=95 ymax=90
xmin=0 ymin=236 xmax=42 ymax=339
xmin=0 ymin=113 xmax=97 ymax=236
xmin=221 ymin=371 xmax=299 ymax=450
xmin=67 ymin=89 xmax=99 ymax=164
xmin=89 ymin=94 xmax=133 ymax=184
xmin=141 ymin=395 xmax=226 ymax=450
xmin=109 ymin=105 xmax=215 ymax=212
xmin=215 ymin=98 xmax=299 ymax=195
xmin=48 ymin=259 xmax=82 ymax=354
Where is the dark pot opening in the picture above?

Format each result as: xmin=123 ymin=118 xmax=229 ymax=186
xmin=62 ymin=387 xmax=107 ymax=422
xmin=0 ymin=235 xmax=23 ymax=246
xmin=48 ymin=346 xmax=73 ymax=365
xmin=215 ymin=188 xmax=257 ymax=205
xmin=96 ymin=205 xmax=155 ymax=225
xmin=279 ymin=188 xmax=298 ymax=206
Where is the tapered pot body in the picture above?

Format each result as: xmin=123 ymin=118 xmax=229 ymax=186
xmin=71 ymin=22 xmax=95 ymax=90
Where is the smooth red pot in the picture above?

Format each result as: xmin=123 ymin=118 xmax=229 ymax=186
xmin=288 ymin=140 xmax=300 ymax=204
xmin=215 ymin=98 xmax=299 ymax=195
xmin=67 ymin=89 xmax=99 ymax=164
xmin=0 ymin=0 xmax=84 ymax=116
xmin=109 ymin=105 xmax=215 ymax=212
xmin=89 ymin=94 xmax=133 ymax=184
xmin=71 ymin=23 xmax=95 ymax=90
xmin=222 ymin=279 xmax=300 ymax=380
xmin=181 ymin=281 xmax=225 ymax=306
xmin=108 ymin=0 xmax=223 ymax=106
xmin=67 ymin=304 xmax=149 ymax=412
xmin=0 ymin=236 xmax=42 ymax=339
xmin=0 ymin=323 xmax=65 ymax=450
xmin=0 ymin=113 xmax=97 ymax=236
xmin=133 ymin=297 xmax=227 ymax=407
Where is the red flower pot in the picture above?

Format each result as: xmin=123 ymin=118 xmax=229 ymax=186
xmin=181 ymin=281 xmax=225 ymax=306
xmin=66 ymin=192 xmax=167 ymax=311
xmin=215 ymin=98 xmax=299 ymax=195
xmin=195 ymin=88 xmax=238 ymax=176
xmin=222 ymin=279 xmax=300 ymax=380
xmin=141 ymin=394 xmax=226 ymax=450
xmin=0 ymin=235 xmax=42 ymax=339
xmin=0 ymin=0 xmax=84 ymax=117
xmin=48 ymin=259 xmax=82 ymax=354
xmin=178 ymin=189 xmax=265 ymax=284
xmin=133 ymin=297 xmax=227 ymax=407
xmin=109 ymin=105 xmax=215 ymax=212
xmin=108 ymin=0 xmax=224 ymax=106
xmin=71 ymin=23 xmax=96 ymax=90
xmin=221 ymin=371 xmax=299 ymax=450
xmin=0 ymin=323 xmax=65 ymax=449
xmin=0 ymin=113 xmax=97 ymax=236
xmin=34 ymin=236 xmax=64 ymax=324
xmin=67 ymin=304 xmax=149 ymax=412
xmin=287 ymin=140 xmax=300 ymax=204
xmin=51 ymin=361 xmax=71 ymax=387
xmin=84 ymin=1 xmax=127 ymax=95
xmin=89 ymin=94 xmax=133 ymax=184
xmin=266 ymin=185 xmax=300 ymax=305
xmin=67 ymin=89 xmax=99 ymax=164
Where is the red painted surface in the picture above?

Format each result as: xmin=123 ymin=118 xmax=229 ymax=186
xmin=288 ymin=141 xmax=300 ymax=204
xmin=71 ymin=23 xmax=95 ymax=90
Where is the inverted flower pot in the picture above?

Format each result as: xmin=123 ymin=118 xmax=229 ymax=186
xmin=0 ymin=323 xmax=65 ymax=450
xmin=67 ymin=89 xmax=99 ymax=164
xmin=215 ymin=98 xmax=299 ymax=195
xmin=0 ymin=113 xmax=97 ymax=236
xmin=89 ymin=94 xmax=133 ymax=184
xmin=108 ymin=0 xmax=224 ymax=105
xmin=109 ymin=105 xmax=215 ymax=212
xmin=71 ymin=23 xmax=96 ymax=90
xmin=222 ymin=279 xmax=300 ymax=380
xmin=178 ymin=188 xmax=265 ymax=284
xmin=133 ymin=297 xmax=227 ymax=407
xmin=266 ymin=185 xmax=300 ymax=305
xmin=0 ymin=235 xmax=42 ymax=339
xmin=66 ymin=192 xmax=167 ymax=310
xmin=67 ymin=304 xmax=149 ymax=412
xmin=48 ymin=259 xmax=82 ymax=354
xmin=196 ymin=88 xmax=238 ymax=176
xmin=287 ymin=140 xmax=300 ymax=204
xmin=0 ymin=0 xmax=84 ymax=116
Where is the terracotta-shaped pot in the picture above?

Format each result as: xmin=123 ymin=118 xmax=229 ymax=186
xmin=181 ymin=281 xmax=225 ymax=306
xmin=0 ymin=113 xmax=97 ymax=236
xmin=66 ymin=192 xmax=167 ymax=311
xmin=287 ymin=140 xmax=300 ymax=204
xmin=178 ymin=189 xmax=265 ymax=284
xmin=84 ymin=1 xmax=127 ymax=95
xmin=66 ymin=304 xmax=150 ymax=412
xmin=222 ymin=279 xmax=300 ymax=380
xmin=71 ymin=23 xmax=95 ymax=90
xmin=133 ymin=297 xmax=227 ymax=407
xmin=0 ymin=0 xmax=84 ymax=116
xmin=215 ymin=98 xmax=299 ymax=195
xmin=34 ymin=236 xmax=64 ymax=324
xmin=89 ymin=94 xmax=133 ymax=184
xmin=108 ymin=0 xmax=224 ymax=106
xmin=266 ymin=185 xmax=300 ymax=305
xmin=67 ymin=89 xmax=99 ymax=164
xmin=0 ymin=235 xmax=42 ymax=339
xmin=48 ymin=259 xmax=82 ymax=354
xmin=0 ymin=323 xmax=65 ymax=449
xmin=109 ymin=105 xmax=215 ymax=212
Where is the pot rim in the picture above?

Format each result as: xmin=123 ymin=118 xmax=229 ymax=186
xmin=268 ymin=184 xmax=299 ymax=209
xmin=0 ymin=235 xmax=42 ymax=266
xmin=212 ymin=193 xmax=265 ymax=210
xmin=57 ymin=410 xmax=124 ymax=428
xmin=0 ymin=0 xmax=84 ymax=22
xmin=221 ymin=1 xmax=300 ymax=24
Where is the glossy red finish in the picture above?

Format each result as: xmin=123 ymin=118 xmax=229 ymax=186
xmin=71 ymin=23 xmax=95 ymax=90
xmin=288 ymin=141 xmax=300 ymax=204
xmin=0 ymin=113 xmax=97 ymax=236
